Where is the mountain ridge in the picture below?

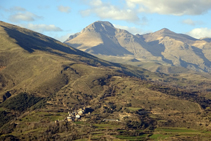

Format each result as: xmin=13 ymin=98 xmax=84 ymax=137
xmin=65 ymin=21 xmax=211 ymax=73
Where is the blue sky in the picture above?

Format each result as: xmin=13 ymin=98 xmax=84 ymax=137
xmin=1 ymin=0 xmax=211 ymax=41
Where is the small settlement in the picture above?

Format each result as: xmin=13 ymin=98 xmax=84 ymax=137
xmin=66 ymin=107 xmax=90 ymax=122
xmin=55 ymin=106 xmax=149 ymax=123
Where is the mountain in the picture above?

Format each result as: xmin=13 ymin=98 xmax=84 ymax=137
xmin=65 ymin=21 xmax=132 ymax=56
xmin=3 ymin=20 xmax=210 ymax=103
xmin=2 ymin=21 xmax=211 ymax=140
xmin=65 ymin=21 xmax=211 ymax=73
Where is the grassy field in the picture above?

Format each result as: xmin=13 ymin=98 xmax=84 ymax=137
xmin=19 ymin=111 xmax=67 ymax=122
xmin=150 ymin=127 xmax=211 ymax=140
xmin=115 ymin=134 xmax=148 ymax=140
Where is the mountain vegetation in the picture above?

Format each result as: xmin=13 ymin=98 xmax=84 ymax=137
xmin=1 ymin=21 xmax=211 ymax=140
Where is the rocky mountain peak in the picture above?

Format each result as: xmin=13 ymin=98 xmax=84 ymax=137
xmin=155 ymin=28 xmax=175 ymax=35
xmin=81 ymin=21 xmax=116 ymax=35
xmin=159 ymin=28 xmax=172 ymax=32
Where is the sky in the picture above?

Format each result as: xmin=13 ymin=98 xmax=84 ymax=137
xmin=1 ymin=0 xmax=211 ymax=42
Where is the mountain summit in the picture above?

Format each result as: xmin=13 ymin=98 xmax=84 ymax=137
xmin=81 ymin=21 xmax=115 ymax=34
xmin=156 ymin=28 xmax=174 ymax=34
xmin=143 ymin=28 xmax=196 ymax=43
xmin=65 ymin=21 xmax=211 ymax=73
xmin=65 ymin=21 xmax=132 ymax=56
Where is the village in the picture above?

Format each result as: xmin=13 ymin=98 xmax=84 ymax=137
xmin=66 ymin=106 xmax=89 ymax=122
xmin=54 ymin=106 xmax=125 ymax=124
xmin=54 ymin=104 xmax=151 ymax=124
xmin=65 ymin=107 xmax=121 ymax=122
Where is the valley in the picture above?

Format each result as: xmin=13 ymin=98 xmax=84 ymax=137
xmin=1 ymin=21 xmax=211 ymax=140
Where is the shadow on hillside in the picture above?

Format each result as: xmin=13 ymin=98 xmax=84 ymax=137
xmin=2 ymin=26 xmax=95 ymax=59
xmin=179 ymin=58 xmax=203 ymax=72
xmin=87 ymin=43 xmax=132 ymax=56
xmin=144 ymin=40 xmax=165 ymax=57
xmin=192 ymin=46 xmax=211 ymax=67
xmin=66 ymin=43 xmax=83 ymax=48
xmin=86 ymin=32 xmax=133 ymax=56
xmin=143 ymin=40 xmax=173 ymax=65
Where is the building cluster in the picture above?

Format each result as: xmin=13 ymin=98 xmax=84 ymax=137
xmin=67 ymin=107 xmax=89 ymax=122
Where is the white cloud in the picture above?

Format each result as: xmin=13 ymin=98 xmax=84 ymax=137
xmin=80 ymin=0 xmax=140 ymax=22
xmin=182 ymin=19 xmax=195 ymax=26
xmin=9 ymin=12 xmax=42 ymax=22
xmin=0 ymin=6 xmax=26 ymax=12
xmin=57 ymin=6 xmax=71 ymax=13
xmin=10 ymin=6 xmax=26 ymax=11
xmin=22 ymin=23 xmax=62 ymax=33
xmin=126 ymin=0 xmax=211 ymax=15
xmin=182 ymin=19 xmax=203 ymax=26
xmin=126 ymin=0 xmax=136 ymax=8
xmin=90 ymin=0 xmax=103 ymax=6
xmin=188 ymin=28 xmax=211 ymax=39
xmin=54 ymin=33 xmax=73 ymax=42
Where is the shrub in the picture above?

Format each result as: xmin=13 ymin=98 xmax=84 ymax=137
xmin=0 ymin=92 xmax=42 ymax=112
xmin=0 ymin=111 xmax=15 ymax=127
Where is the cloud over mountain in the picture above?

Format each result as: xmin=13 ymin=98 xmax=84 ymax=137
xmin=9 ymin=12 xmax=42 ymax=22
xmin=80 ymin=0 xmax=140 ymax=22
xmin=22 ymin=23 xmax=62 ymax=32
xmin=182 ymin=19 xmax=203 ymax=26
xmin=188 ymin=27 xmax=211 ymax=39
